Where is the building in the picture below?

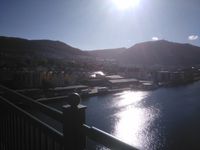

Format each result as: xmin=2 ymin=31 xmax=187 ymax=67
xmin=108 ymin=78 xmax=139 ymax=88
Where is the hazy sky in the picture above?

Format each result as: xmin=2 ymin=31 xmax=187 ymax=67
xmin=0 ymin=0 xmax=200 ymax=50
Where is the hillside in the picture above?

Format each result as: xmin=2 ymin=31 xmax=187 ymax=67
xmin=0 ymin=36 xmax=86 ymax=58
xmin=88 ymin=47 xmax=127 ymax=59
xmin=90 ymin=40 xmax=200 ymax=67
xmin=120 ymin=40 xmax=200 ymax=66
xmin=2 ymin=36 xmax=200 ymax=68
xmin=0 ymin=36 xmax=90 ymax=68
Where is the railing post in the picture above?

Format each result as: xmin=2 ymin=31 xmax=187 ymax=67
xmin=62 ymin=93 xmax=87 ymax=150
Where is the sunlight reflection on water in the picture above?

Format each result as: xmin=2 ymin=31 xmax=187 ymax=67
xmin=112 ymin=91 xmax=160 ymax=149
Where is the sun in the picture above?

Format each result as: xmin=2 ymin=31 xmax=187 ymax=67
xmin=112 ymin=0 xmax=140 ymax=10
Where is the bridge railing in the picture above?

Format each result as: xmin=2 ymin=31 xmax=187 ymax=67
xmin=0 ymin=96 xmax=64 ymax=150
xmin=0 ymin=85 xmax=138 ymax=150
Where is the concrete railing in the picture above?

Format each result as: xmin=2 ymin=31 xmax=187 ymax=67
xmin=0 ymin=85 xmax=138 ymax=150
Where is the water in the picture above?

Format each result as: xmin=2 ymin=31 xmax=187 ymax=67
xmin=81 ymin=81 xmax=200 ymax=150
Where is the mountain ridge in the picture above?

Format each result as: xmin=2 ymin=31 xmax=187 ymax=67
xmin=1 ymin=36 xmax=200 ymax=67
xmin=88 ymin=40 xmax=200 ymax=67
xmin=119 ymin=40 xmax=200 ymax=66
xmin=0 ymin=36 xmax=86 ymax=58
xmin=87 ymin=47 xmax=127 ymax=59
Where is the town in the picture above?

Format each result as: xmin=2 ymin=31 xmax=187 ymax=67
xmin=1 ymin=56 xmax=200 ymax=99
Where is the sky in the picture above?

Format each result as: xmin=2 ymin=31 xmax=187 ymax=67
xmin=0 ymin=0 xmax=200 ymax=50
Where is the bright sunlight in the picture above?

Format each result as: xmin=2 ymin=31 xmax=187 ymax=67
xmin=112 ymin=0 xmax=140 ymax=10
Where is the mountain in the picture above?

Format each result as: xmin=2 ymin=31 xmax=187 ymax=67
xmin=2 ymin=36 xmax=200 ymax=68
xmin=90 ymin=40 xmax=200 ymax=67
xmin=0 ymin=36 xmax=86 ymax=59
xmin=120 ymin=40 xmax=200 ymax=67
xmin=88 ymin=47 xmax=127 ymax=60
xmin=0 ymin=36 xmax=91 ymax=68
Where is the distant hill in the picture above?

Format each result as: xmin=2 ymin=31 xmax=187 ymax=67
xmin=88 ymin=47 xmax=127 ymax=60
xmin=120 ymin=40 xmax=200 ymax=67
xmin=1 ymin=36 xmax=200 ymax=68
xmin=0 ymin=36 xmax=87 ymax=59
xmin=90 ymin=40 xmax=200 ymax=67
xmin=0 ymin=36 xmax=91 ymax=68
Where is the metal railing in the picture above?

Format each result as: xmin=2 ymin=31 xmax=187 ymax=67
xmin=0 ymin=85 xmax=138 ymax=150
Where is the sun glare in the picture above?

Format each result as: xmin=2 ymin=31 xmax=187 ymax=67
xmin=112 ymin=91 xmax=159 ymax=149
xmin=112 ymin=0 xmax=140 ymax=10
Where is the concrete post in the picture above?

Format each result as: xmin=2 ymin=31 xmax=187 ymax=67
xmin=62 ymin=93 xmax=87 ymax=150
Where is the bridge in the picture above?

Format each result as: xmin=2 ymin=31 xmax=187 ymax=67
xmin=0 ymin=85 xmax=138 ymax=150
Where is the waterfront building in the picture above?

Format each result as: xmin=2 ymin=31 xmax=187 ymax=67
xmin=108 ymin=78 xmax=139 ymax=88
